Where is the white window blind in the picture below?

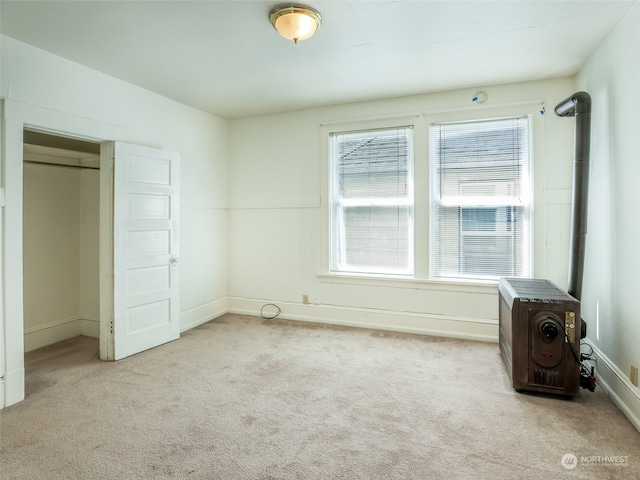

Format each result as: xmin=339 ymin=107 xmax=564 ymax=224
xmin=431 ymin=117 xmax=532 ymax=280
xmin=330 ymin=126 xmax=413 ymax=275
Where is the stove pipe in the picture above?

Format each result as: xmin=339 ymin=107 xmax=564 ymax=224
xmin=554 ymin=92 xmax=591 ymax=337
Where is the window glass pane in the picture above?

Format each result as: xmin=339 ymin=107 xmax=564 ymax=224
xmin=336 ymin=129 xmax=411 ymax=199
xmin=337 ymin=206 xmax=410 ymax=274
xmin=435 ymin=118 xmax=528 ymax=200
xmin=431 ymin=117 xmax=531 ymax=280
xmin=330 ymin=127 xmax=413 ymax=275
xmin=461 ymin=235 xmax=514 ymax=276
xmin=461 ymin=208 xmax=497 ymax=232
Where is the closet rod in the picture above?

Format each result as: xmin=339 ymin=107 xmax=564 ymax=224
xmin=24 ymin=160 xmax=100 ymax=171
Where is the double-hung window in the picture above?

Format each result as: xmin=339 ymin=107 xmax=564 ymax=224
xmin=431 ymin=116 xmax=532 ymax=280
xmin=329 ymin=126 xmax=414 ymax=275
xmin=325 ymin=111 xmax=534 ymax=282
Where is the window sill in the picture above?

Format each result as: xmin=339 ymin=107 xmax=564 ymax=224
xmin=317 ymin=272 xmax=498 ymax=294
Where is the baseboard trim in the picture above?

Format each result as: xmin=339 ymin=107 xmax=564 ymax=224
xmin=81 ymin=317 xmax=100 ymax=338
xmin=23 ymin=301 xmax=229 ymax=352
xmin=587 ymin=341 xmax=640 ymax=433
xmin=227 ymin=297 xmax=498 ymax=342
xmin=24 ymin=316 xmax=83 ymax=352
xmin=180 ymin=298 xmax=229 ymax=332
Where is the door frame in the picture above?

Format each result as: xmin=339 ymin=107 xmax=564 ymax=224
xmin=20 ymin=130 xmax=116 ymax=357
xmin=99 ymin=142 xmax=115 ymax=360
xmin=1 ymin=99 xmax=122 ymax=407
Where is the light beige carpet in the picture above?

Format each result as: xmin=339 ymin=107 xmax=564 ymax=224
xmin=1 ymin=313 xmax=638 ymax=479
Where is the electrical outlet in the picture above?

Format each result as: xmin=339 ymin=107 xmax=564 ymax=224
xmin=631 ymin=364 xmax=638 ymax=387
xmin=302 ymin=294 xmax=309 ymax=305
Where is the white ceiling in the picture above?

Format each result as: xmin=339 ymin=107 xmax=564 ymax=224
xmin=1 ymin=1 xmax=637 ymax=119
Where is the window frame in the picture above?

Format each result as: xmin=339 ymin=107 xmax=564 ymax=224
xmin=328 ymin=123 xmax=416 ymax=276
xmin=429 ymin=115 xmax=534 ymax=281
xmin=320 ymin=104 xmax=541 ymax=286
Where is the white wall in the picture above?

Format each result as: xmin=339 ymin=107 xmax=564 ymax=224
xmin=23 ymin=163 xmax=81 ymax=350
xmin=577 ymin=4 xmax=640 ymax=430
xmin=23 ymin=162 xmax=100 ymax=352
xmin=0 ymin=35 xmax=229 ymax=407
xmin=227 ymin=77 xmax=577 ymax=339
xmin=79 ymin=168 xmax=101 ymax=335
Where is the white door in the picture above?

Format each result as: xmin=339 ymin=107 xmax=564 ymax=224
xmin=112 ymin=142 xmax=180 ymax=360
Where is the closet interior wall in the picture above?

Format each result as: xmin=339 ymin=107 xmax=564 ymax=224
xmin=22 ymin=131 xmax=101 ymax=352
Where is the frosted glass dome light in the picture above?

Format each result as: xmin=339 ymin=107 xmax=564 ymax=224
xmin=269 ymin=4 xmax=322 ymax=43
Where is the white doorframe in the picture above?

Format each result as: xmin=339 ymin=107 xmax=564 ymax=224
xmin=1 ymin=98 xmax=123 ymax=407
xmin=1 ymin=110 xmax=181 ymax=406
xmin=21 ymin=129 xmax=114 ymax=361
xmin=99 ymin=142 xmax=115 ymax=361
xmin=0 ymin=100 xmax=5 ymax=409
xmin=3 ymin=114 xmax=28 ymax=407
xmin=0 ymin=123 xmax=119 ymax=408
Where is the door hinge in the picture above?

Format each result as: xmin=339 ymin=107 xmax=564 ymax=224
xmin=0 ymin=188 xmax=5 ymax=207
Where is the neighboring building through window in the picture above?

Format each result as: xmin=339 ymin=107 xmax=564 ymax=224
xmin=431 ymin=116 xmax=532 ymax=280
xmin=329 ymin=126 xmax=414 ymax=275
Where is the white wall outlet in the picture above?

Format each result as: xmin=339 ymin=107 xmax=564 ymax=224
xmin=302 ymin=294 xmax=309 ymax=305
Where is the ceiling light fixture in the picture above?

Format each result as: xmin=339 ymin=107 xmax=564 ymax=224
xmin=269 ymin=4 xmax=322 ymax=44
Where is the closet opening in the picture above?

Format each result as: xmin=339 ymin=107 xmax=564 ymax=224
xmin=22 ymin=129 xmax=103 ymax=375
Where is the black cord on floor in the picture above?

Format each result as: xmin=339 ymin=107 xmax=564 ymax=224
xmin=260 ymin=303 xmax=281 ymax=320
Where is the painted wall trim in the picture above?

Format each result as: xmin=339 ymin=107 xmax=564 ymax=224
xmin=23 ymin=315 xmax=101 ymax=352
xmin=24 ymin=315 xmax=83 ymax=352
xmin=227 ymin=297 xmax=499 ymax=342
xmin=21 ymin=300 xmax=230 ymax=356
xmin=180 ymin=298 xmax=229 ymax=332
xmin=587 ymin=341 xmax=640 ymax=433
xmin=81 ymin=317 xmax=100 ymax=338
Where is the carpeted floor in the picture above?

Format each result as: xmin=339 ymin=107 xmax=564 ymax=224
xmin=1 ymin=313 xmax=638 ymax=479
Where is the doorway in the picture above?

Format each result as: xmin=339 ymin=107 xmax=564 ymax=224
xmin=2 ymin=119 xmax=181 ymax=407
xmin=22 ymin=131 xmax=182 ymax=361
xmin=22 ymin=130 xmax=102 ymax=354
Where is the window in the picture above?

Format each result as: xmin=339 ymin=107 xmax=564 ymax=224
xmin=323 ymin=109 xmax=536 ymax=284
xmin=431 ymin=117 xmax=532 ymax=280
xmin=329 ymin=126 xmax=413 ymax=275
